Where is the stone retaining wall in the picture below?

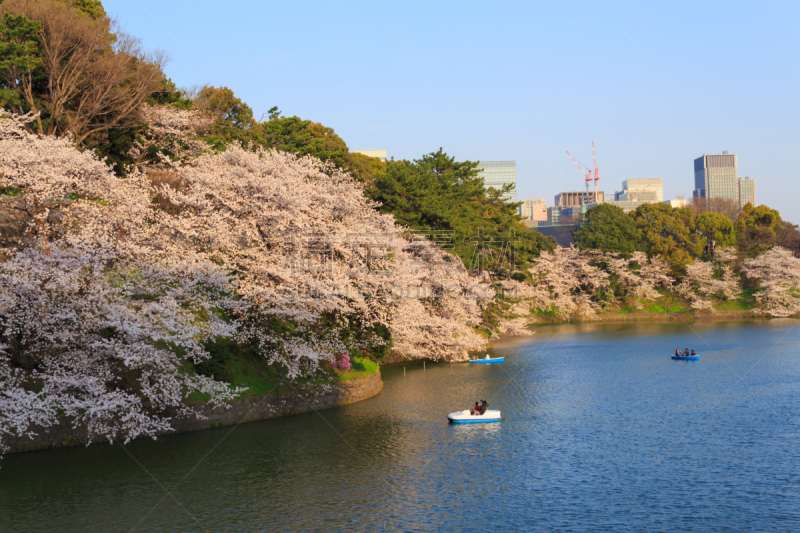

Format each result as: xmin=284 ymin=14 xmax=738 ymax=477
xmin=6 ymin=371 xmax=383 ymax=454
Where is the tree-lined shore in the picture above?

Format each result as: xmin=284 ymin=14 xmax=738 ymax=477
xmin=1 ymin=0 xmax=798 ymax=452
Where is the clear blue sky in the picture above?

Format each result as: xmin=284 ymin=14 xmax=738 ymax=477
xmin=106 ymin=0 xmax=800 ymax=220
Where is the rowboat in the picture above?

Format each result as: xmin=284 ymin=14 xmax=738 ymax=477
xmin=672 ymin=355 xmax=699 ymax=361
xmin=469 ymin=355 xmax=504 ymax=364
xmin=447 ymin=410 xmax=502 ymax=424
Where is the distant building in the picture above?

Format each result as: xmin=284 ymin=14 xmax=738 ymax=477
xmin=615 ymin=178 xmax=663 ymax=202
xmin=693 ymin=152 xmax=756 ymax=208
xmin=693 ymin=152 xmax=738 ymax=202
xmin=353 ymin=149 xmax=387 ymax=161
xmin=560 ymin=206 xmax=582 ymax=225
xmin=547 ymin=206 xmax=562 ymax=226
xmin=555 ymin=190 xmax=604 ymax=207
xmin=590 ymin=200 xmax=641 ymax=212
xmin=477 ymin=161 xmax=517 ymax=202
xmin=615 ymin=190 xmax=659 ymax=202
xmin=589 ymin=197 xmax=687 ymax=213
xmin=662 ymin=199 xmax=688 ymax=209
xmin=520 ymin=198 xmax=547 ymax=222
xmin=739 ymin=176 xmax=756 ymax=207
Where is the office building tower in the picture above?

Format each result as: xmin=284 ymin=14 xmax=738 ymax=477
xmin=738 ymin=176 xmax=756 ymax=208
xmin=693 ymin=153 xmax=738 ymax=202
xmin=555 ymin=190 xmax=604 ymax=207
xmin=353 ymin=149 xmax=387 ymax=161
xmin=477 ymin=161 xmax=517 ymax=201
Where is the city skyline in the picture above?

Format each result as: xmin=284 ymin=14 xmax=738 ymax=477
xmin=104 ymin=1 xmax=798 ymax=220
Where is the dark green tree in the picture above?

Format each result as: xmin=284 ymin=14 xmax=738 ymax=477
xmin=370 ymin=149 xmax=554 ymax=275
xmin=0 ymin=12 xmax=42 ymax=109
xmin=71 ymin=0 xmax=107 ymax=19
xmin=255 ymin=114 xmax=383 ymax=186
xmin=631 ymin=203 xmax=704 ymax=275
xmin=735 ymin=203 xmax=782 ymax=256
xmin=573 ymin=203 xmax=641 ymax=255
xmin=696 ymin=211 xmax=736 ymax=256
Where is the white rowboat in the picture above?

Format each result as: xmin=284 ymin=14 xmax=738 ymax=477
xmin=447 ymin=409 xmax=502 ymax=424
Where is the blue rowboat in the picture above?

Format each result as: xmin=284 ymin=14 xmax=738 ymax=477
xmin=469 ymin=357 xmax=504 ymax=364
xmin=448 ymin=410 xmax=502 ymax=423
xmin=672 ymin=355 xmax=699 ymax=361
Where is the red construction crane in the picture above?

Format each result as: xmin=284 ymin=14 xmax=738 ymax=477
xmin=591 ymin=141 xmax=600 ymax=197
xmin=566 ymin=143 xmax=601 ymax=202
xmin=565 ymin=150 xmax=592 ymax=192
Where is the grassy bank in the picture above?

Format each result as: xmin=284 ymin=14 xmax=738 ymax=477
xmin=187 ymin=345 xmax=380 ymax=404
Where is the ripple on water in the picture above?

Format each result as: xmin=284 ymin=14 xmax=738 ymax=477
xmin=2 ymin=321 xmax=800 ymax=532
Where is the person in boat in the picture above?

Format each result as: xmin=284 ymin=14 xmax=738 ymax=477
xmin=479 ymin=400 xmax=488 ymax=415
xmin=470 ymin=401 xmax=481 ymax=415
xmin=683 ymin=348 xmax=690 ymax=356
xmin=691 ymin=350 xmax=697 ymax=356
xmin=675 ymin=349 xmax=681 ymax=357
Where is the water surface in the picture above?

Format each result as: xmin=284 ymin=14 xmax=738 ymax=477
xmin=2 ymin=320 xmax=800 ymax=531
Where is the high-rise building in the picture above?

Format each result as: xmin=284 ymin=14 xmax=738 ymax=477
xmin=693 ymin=153 xmax=738 ymax=202
xmin=477 ymin=161 xmax=517 ymax=201
xmin=738 ymin=176 xmax=756 ymax=207
xmin=353 ymin=149 xmax=387 ymax=161
xmin=520 ymin=198 xmax=546 ymax=221
xmin=555 ymin=190 xmax=604 ymax=207
xmin=693 ymin=152 xmax=757 ymax=208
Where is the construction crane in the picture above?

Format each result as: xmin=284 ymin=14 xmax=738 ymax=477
xmin=566 ymin=142 xmax=601 ymax=203
xmin=565 ymin=151 xmax=592 ymax=192
xmin=591 ymin=141 xmax=600 ymax=198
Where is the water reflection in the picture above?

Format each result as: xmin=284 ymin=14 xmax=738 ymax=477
xmin=2 ymin=320 xmax=800 ymax=532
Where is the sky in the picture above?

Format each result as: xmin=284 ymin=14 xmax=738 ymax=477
xmin=105 ymin=0 xmax=800 ymax=220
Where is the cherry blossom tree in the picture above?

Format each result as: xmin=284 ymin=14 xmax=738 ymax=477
xmin=741 ymin=247 xmax=800 ymax=317
xmin=0 ymin=107 xmax=489 ymax=452
xmin=0 ymin=110 xmax=243 ymax=453
xmin=676 ymin=258 xmax=740 ymax=310
xmin=607 ymin=251 xmax=672 ymax=306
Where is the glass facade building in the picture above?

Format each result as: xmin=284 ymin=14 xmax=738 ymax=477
xmin=477 ymin=161 xmax=517 ymax=202
xmin=693 ymin=153 xmax=757 ymax=208
xmin=738 ymin=177 xmax=756 ymax=207
xmin=693 ymin=153 xmax=738 ymax=202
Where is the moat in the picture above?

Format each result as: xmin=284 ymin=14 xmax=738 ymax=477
xmin=2 ymin=320 xmax=799 ymax=532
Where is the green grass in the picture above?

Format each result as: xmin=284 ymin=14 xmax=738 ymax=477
xmin=0 ymin=186 xmax=23 ymax=197
xmin=531 ymin=305 xmax=561 ymax=316
xmin=618 ymin=289 xmax=690 ymax=313
xmin=472 ymin=327 xmax=492 ymax=338
xmin=714 ymin=288 xmax=762 ymax=310
xmin=334 ymin=356 xmax=380 ymax=382
xmin=186 ymin=345 xmax=380 ymax=404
